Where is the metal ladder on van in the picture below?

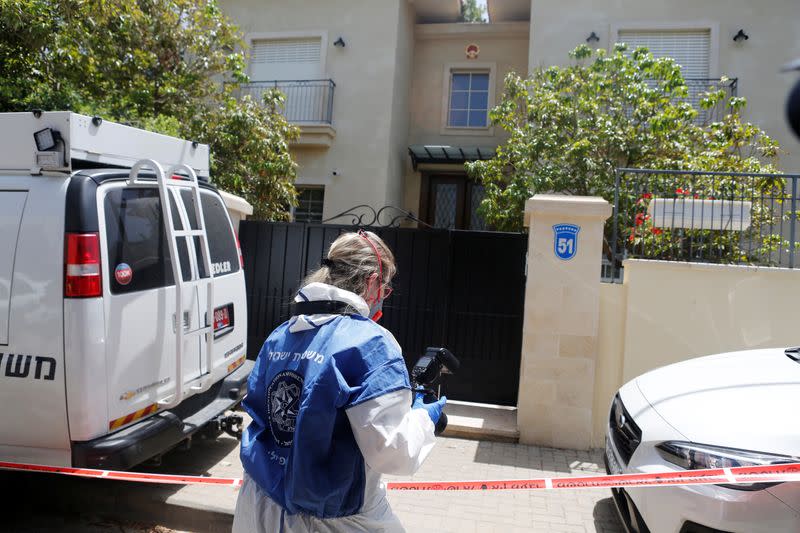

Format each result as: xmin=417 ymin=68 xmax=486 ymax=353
xmin=128 ymin=159 xmax=214 ymax=409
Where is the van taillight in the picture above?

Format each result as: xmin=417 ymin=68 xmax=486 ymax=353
xmin=65 ymin=233 xmax=102 ymax=298
xmin=235 ymin=233 xmax=244 ymax=269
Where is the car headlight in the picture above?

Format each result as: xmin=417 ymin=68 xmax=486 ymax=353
xmin=656 ymin=441 xmax=798 ymax=491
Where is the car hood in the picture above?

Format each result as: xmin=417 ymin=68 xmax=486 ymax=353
xmin=635 ymin=348 xmax=800 ymax=456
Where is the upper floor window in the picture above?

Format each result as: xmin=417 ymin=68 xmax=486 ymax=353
xmin=618 ymin=29 xmax=711 ymax=80
xmin=448 ymin=71 xmax=490 ymax=128
xmin=250 ymin=37 xmax=322 ymax=81
xmin=617 ymin=28 xmax=719 ymax=122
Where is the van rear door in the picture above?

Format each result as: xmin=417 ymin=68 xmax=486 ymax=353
xmin=178 ymin=188 xmax=247 ymax=382
xmin=0 ymin=191 xmax=27 ymax=344
xmin=99 ymin=184 xmax=201 ymax=432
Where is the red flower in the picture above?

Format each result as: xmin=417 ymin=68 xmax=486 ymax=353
xmin=676 ymin=188 xmax=691 ymax=196
xmin=651 ymin=227 xmax=663 ymax=235
xmin=634 ymin=213 xmax=650 ymax=226
xmin=640 ymin=193 xmax=653 ymax=200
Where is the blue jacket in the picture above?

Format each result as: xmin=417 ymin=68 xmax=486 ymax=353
xmin=240 ymin=313 xmax=410 ymax=518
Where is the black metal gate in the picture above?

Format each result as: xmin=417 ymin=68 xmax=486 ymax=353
xmin=239 ymin=221 xmax=527 ymax=406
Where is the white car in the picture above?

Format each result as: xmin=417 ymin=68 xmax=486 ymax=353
xmin=605 ymin=347 xmax=800 ymax=533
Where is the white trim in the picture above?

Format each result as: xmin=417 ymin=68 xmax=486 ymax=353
xmin=609 ymin=21 xmax=719 ymax=78
xmin=440 ymin=62 xmax=496 ymax=136
xmin=415 ymin=21 xmax=530 ymax=39
xmin=294 ymin=175 xmax=333 ymax=186
xmin=244 ymin=30 xmax=329 ymax=79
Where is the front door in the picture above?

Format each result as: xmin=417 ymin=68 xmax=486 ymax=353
xmin=423 ymin=174 xmax=487 ymax=230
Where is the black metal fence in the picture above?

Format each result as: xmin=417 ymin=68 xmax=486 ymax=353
xmin=239 ymin=79 xmax=335 ymax=124
xmin=685 ymin=78 xmax=738 ymax=123
xmin=239 ymin=221 xmax=527 ymax=406
xmin=608 ymin=168 xmax=800 ymax=280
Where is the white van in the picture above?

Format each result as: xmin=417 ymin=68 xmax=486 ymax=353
xmin=0 ymin=111 xmax=251 ymax=470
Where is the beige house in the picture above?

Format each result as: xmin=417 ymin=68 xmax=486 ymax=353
xmin=220 ymin=0 xmax=800 ymax=226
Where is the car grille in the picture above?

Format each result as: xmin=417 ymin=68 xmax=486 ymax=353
xmin=609 ymin=393 xmax=642 ymax=465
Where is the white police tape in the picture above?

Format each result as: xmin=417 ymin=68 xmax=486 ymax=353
xmin=2 ymin=460 xmax=800 ymax=491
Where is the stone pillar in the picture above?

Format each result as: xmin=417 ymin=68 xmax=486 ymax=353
xmin=518 ymin=194 xmax=612 ymax=450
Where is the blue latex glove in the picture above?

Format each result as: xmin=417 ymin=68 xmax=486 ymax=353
xmin=412 ymin=392 xmax=447 ymax=424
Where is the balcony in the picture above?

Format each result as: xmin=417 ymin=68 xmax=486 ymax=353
xmin=240 ymin=79 xmax=336 ymax=147
xmin=685 ymin=78 xmax=738 ymax=124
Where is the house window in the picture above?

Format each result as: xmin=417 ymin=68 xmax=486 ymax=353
xmin=617 ymin=30 xmax=711 ymax=80
xmin=293 ymin=186 xmax=325 ymax=223
xmin=618 ymin=29 xmax=714 ymax=119
xmin=448 ymin=72 xmax=490 ymax=128
xmin=250 ymin=38 xmax=322 ymax=81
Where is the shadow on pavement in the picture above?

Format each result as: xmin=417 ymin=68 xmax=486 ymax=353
xmin=134 ymin=430 xmax=240 ymax=480
xmin=3 ymin=432 xmax=240 ymax=533
xmin=594 ymin=496 xmax=626 ymax=533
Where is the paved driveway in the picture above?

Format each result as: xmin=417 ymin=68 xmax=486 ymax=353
xmin=2 ymin=417 xmax=624 ymax=532
xmin=385 ymin=437 xmax=624 ymax=533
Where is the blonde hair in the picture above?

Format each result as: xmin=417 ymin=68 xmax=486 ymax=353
xmin=302 ymin=231 xmax=396 ymax=298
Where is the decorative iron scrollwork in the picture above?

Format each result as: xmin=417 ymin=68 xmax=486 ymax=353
xmin=321 ymin=205 xmax=432 ymax=228
xmin=321 ymin=205 xmax=377 ymax=226
xmin=375 ymin=206 xmax=432 ymax=228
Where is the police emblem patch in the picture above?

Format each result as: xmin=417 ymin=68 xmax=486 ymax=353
xmin=266 ymin=370 xmax=303 ymax=447
xmin=553 ymin=223 xmax=581 ymax=261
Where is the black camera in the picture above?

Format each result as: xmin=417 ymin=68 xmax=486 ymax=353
xmin=411 ymin=347 xmax=459 ymax=435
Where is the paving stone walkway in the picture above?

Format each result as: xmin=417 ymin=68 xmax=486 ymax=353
xmin=120 ymin=412 xmax=625 ymax=532
xmin=384 ymin=437 xmax=624 ymax=533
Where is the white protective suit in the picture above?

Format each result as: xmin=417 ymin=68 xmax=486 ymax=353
xmin=233 ymin=283 xmax=437 ymax=533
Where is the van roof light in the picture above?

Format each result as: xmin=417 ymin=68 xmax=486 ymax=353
xmin=34 ymin=128 xmax=57 ymax=151
xmin=0 ymin=112 xmax=210 ymax=177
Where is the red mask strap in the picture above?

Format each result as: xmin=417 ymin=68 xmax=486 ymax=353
xmin=358 ymin=230 xmax=384 ymax=319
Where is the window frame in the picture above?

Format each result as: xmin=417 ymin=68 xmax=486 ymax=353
xmin=180 ymin=188 xmax=242 ymax=279
xmin=609 ymin=22 xmax=720 ymax=79
xmin=440 ymin=62 xmax=496 ymax=136
xmin=101 ymin=184 xmax=192 ymax=295
xmin=292 ymin=185 xmax=326 ymax=224
xmin=245 ymin=30 xmax=329 ymax=80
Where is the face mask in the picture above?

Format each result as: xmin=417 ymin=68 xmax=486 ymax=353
xmin=370 ymin=297 xmax=384 ymax=322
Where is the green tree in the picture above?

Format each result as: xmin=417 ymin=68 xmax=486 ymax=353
xmin=189 ymin=92 xmax=299 ymax=220
xmin=467 ymin=44 xmax=784 ymax=264
xmin=460 ymin=0 xmax=486 ymax=22
xmin=0 ymin=0 xmax=298 ymax=220
xmin=0 ymin=0 xmax=79 ymax=110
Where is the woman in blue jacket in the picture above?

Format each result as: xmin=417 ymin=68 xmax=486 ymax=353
xmin=234 ymin=230 xmax=446 ymax=532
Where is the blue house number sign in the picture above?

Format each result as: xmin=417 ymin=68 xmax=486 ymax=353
xmin=553 ymin=224 xmax=580 ymax=260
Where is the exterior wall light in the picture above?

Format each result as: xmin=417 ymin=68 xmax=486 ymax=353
xmin=586 ymin=32 xmax=600 ymax=44
xmin=733 ymin=29 xmax=749 ymax=42
xmin=333 ymin=37 xmax=345 ymax=48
